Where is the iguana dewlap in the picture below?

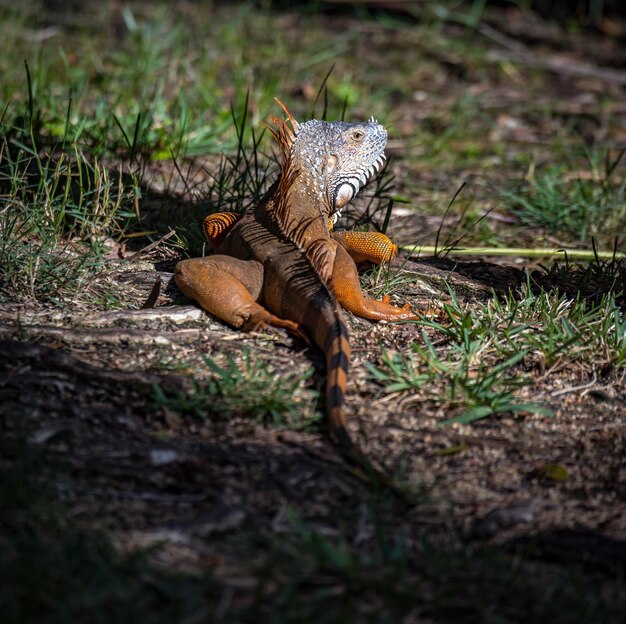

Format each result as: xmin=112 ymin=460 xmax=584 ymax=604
xmin=175 ymin=102 xmax=416 ymax=454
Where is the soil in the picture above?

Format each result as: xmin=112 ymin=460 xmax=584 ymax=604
xmin=1 ymin=251 xmax=624 ymax=573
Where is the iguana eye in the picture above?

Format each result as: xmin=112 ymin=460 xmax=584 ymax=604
xmin=351 ymin=130 xmax=364 ymax=141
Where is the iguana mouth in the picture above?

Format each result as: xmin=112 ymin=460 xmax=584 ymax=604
xmin=331 ymin=153 xmax=386 ymax=224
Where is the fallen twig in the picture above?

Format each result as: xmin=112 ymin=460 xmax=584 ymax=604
xmin=400 ymin=245 xmax=626 ymax=260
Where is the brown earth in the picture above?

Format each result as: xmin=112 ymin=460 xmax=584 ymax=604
xmin=1 ymin=251 xmax=624 ymax=574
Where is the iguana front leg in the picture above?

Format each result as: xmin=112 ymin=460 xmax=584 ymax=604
xmin=326 ymin=217 xmax=398 ymax=265
xmin=203 ymin=212 xmax=242 ymax=250
xmin=329 ymin=243 xmax=417 ymax=321
xmin=331 ymin=230 xmax=398 ymax=264
xmin=175 ymin=255 xmax=301 ymax=334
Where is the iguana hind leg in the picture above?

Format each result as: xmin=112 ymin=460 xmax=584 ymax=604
xmin=175 ymin=255 xmax=300 ymax=334
xmin=329 ymin=244 xmax=417 ymax=321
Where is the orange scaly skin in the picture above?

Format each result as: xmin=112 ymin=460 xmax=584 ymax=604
xmin=175 ymin=102 xmax=417 ymax=469
xmin=203 ymin=212 xmax=242 ymax=251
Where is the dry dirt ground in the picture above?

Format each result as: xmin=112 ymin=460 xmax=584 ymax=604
xmin=1 ymin=251 xmax=625 ymax=616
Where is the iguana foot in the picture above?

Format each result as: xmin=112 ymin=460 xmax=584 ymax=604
xmin=330 ymin=245 xmax=419 ymax=322
xmin=244 ymin=311 xmax=308 ymax=343
xmin=358 ymin=298 xmax=419 ymax=322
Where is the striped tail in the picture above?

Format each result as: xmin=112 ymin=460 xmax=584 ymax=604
xmin=318 ymin=313 xmax=395 ymax=488
xmin=318 ymin=315 xmax=354 ymax=450
xmin=295 ymin=277 xmax=396 ymax=489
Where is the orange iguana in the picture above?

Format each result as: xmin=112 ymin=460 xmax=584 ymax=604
xmin=175 ymin=101 xmax=416 ymax=464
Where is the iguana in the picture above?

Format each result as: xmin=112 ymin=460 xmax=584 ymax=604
xmin=175 ymin=101 xmax=417 ymax=466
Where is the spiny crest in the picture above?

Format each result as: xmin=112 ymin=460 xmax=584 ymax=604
xmin=265 ymin=98 xmax=301 ymax=227
xmin=265 ymin=97 xmax=300 ymax=173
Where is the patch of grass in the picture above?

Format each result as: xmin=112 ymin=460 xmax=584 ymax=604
xmin=152 ymin=349 xmax=320 ymax=429
xmin=253 ymin=507 xmax=623 ymax=624
xmin=0 ymin=45 xmax=141 ymax=307
xmin=367 ymin=288 xmax=549 ymax=425
xmin=368 ymin=332 xmax=547 ymax=426
xmin=492 ymin=287 xmax=626 ymax=369
xmin=368 ymin=285 xmax=626 ymax=423
xmin=505 ymin=148 xmax=626 ymax=246
xmin=0 ymin=127 xmax=137 ymax=305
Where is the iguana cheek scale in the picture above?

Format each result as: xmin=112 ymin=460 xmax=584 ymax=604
xmin=175 ymin=101 xmax=417 ymax=464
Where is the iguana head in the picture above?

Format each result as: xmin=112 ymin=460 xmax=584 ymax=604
xmin=290 ymin=118 xmax=388 ymax=223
